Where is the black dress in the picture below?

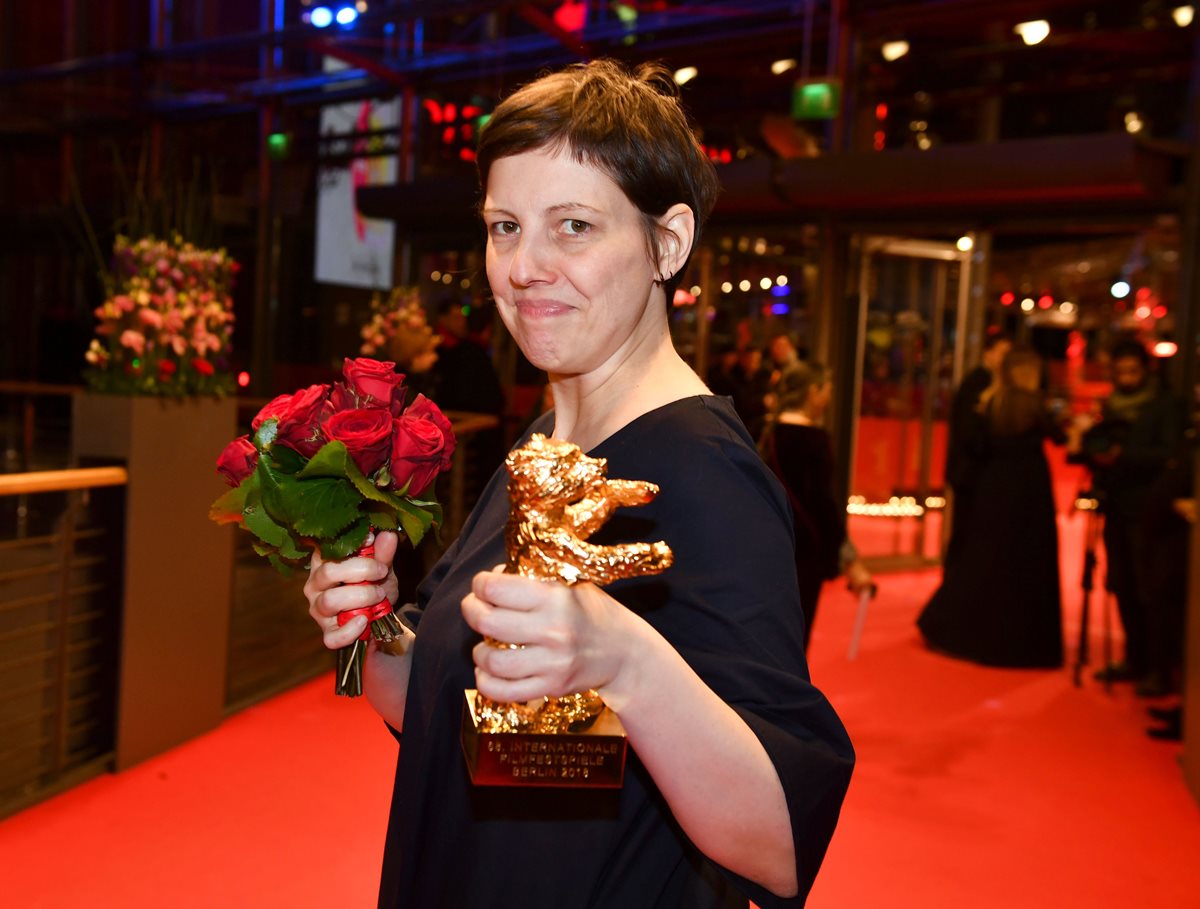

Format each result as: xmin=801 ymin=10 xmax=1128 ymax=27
xmin=763 ymin=423 xmax=845 ymax=647
xmin=917 ymin=403 xmax=1064 ymax=668
xmin=381 ymin=396 xmax=854 ymax=908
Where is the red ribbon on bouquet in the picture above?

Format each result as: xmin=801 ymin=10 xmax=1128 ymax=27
xmin=336 ymin=541 xmax=393 ymax=641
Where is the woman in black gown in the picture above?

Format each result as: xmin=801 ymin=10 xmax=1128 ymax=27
xmin=304 ymin=60 xmax=853 ymax=908
xmin=918 ymin=347 xmax=1065 ymax=668
xmin=762 ymin=363 xmax=873 ymax=649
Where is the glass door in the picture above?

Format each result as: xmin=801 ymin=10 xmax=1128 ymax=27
xmin=846 ymin=236 xmax=973 ymax=569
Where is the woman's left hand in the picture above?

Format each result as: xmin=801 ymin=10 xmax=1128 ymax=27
xmin=461 ymin=567 xmax=637 ymax=704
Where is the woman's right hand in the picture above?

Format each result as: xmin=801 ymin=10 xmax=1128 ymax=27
xmin=304 ymin=530 xmax=400 ymax=651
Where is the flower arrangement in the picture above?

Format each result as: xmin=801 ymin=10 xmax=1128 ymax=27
xmin=360 ymin=286 xmax=440 ymax=373
xmin=83 ymin=234 xmax=238 ymax=396
xmin=209 ymin=357 xmax=456 ymax=696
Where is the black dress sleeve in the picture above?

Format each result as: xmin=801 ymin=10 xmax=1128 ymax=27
xmin=602 ymin=406 xmax=854 ymax=906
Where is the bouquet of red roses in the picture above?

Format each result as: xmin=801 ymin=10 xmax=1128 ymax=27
xmin=209 ymin=357 xmax=455 ymax=696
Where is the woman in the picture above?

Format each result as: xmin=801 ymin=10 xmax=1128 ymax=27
xmin=305 ymin=60 xmax=853 ymax=908
xmin=761 ymin=362 xmax=873 ymax=650
xmin=917 ymin=346 xmax=1064 ymax=668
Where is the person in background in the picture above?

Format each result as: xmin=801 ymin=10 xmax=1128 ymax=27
xmin=918 ymin=346 xmax=1064 ymax=668
xmin=1071 ymin=338 xmax=1185 ymax=691
xmin=429 ymin=297 xmax=507 ymax=478
xmin=1138 ymin=443 xmax=1193 ymax=733
xmin=768 ymin=331 xmax=801 ymax=381
xmin=761 ymin=361 xmax=873 ymax=651
xmin=731 ymin=345 xmax=771 ymax=440
xmin=945 ymin=330 xmax=1012 ymax=566
xmin=304 ymin=59 xmax=852 ymax=908
xmin=705 ymin=341 xmax=740 ymax=399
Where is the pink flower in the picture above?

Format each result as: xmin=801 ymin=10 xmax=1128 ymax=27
xmin=119 ymin=330 xmax=146 ymax=356
xmin=138 ymin=308 xmax=164 ymax=329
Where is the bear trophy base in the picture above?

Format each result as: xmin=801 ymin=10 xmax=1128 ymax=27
xmin=461 ymin=690 xmax=628 ymax=788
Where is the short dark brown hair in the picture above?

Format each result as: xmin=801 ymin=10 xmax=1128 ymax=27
xmin=476 ymin=59 xmax=721 ymax=298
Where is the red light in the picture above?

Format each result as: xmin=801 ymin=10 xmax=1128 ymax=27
xmin=423 ymin=99 xmax=443 ymax=123
xmin=1000 ymin=291 xmax=1015 ymax=306
xmin=237 ymin=371 xmax=250 ymax=388
xmin=873 ymin=130 xmax=886 ymax=151
xmin=1152 ymin=305 xmax=1168 ymax=319
xmin=444 ymin=103 xmax=457 ymax=122
xmin=442 ymin=126 xmax=455 ymax=144
xmin=1037 ymin=295 xmax=1053 ymax=309
xmin=720 ymin=149 xmax=732 ymax=164
xmin=463 ymin=105 xmax=481 ymax=119
xmin=875 ymin=103 xmax=888 ymax=120
xmin=459 ymin=147 xmax=476 ymax=162
xmin=1136 ymin=286 xmax=1152 ymax=301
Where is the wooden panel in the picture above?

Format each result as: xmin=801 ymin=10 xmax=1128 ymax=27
xmin=72 ymin=394 xmax=237 ymax=770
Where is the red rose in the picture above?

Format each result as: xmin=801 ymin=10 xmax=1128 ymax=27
xmin=402 ymin=394 xmax=456 ymax=470
xmin=323 ymin=407 xmax=394 ymax=477
xmin=216 ymin=435 xmax=258 ymax=487
xmin=342 ymin=357 xmax=405 ymax=408
xmin=192 ymin=358 xmax=215 ymax=376
xmin=325 ymin=382 xmax=357 ymax=416
xmin=390 ymin=396 xmax=456 ymax=495
xmin=254 ymin=384 xmax=330 ymax=458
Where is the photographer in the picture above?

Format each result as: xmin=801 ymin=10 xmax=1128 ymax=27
xmin=1069 ymin=339 xmax=1185 ymax=691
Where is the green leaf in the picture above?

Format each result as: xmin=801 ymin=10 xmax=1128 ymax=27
xmin=243 ymin=488 xmax=291 ymax=550
xmin=300 ymin=440 xmax=400 ymax=508
xmin=290 ymin=477 xmax=362 ymax=538
xmin=267 ymin=553 xmax=296 ymax=576
xmin=393 ymin=499 xmax=434 ymax=546
xmin=297 ymin=440 xmax=354 ymax=479
xmin=364 ymin=506 xmax=398 ymax=531
xmin=320 ymin=516 xmax=372 ymax=561
xmin=208 ymin=483 xmax=249 ymax=524
xmin=271 ymin=444 xmax=308 ymax=475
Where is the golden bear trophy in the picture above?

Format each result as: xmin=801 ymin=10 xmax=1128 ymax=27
xmin=461 ymin=434 xmax=673 ymax=787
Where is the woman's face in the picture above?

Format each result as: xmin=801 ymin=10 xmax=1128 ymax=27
xmin=483 ymin=148 xmax=665 ymax=377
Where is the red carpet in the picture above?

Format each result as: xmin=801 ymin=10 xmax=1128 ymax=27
xmin=2 ymin=511 xmax=1199 ymax=907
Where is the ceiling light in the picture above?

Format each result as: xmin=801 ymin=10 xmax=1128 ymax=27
xmin=1014 ymin=20 xmax=1050 ymax=45
xmin=1111 ymin=280 xmax=1131 ymax=299
xmin=1173 ymin=6 xmax=1195 ymax=27
xmin=956 ymin=236 xmax=974 ymax=252
xmin=673 ymin=67 xmax=698 ymax=86
xmin=1060 ymin=302 xmax=1076 ymax=315
xmin=881 ymin=40 xmax=910 ymax=62
xmin=771 ymin=58 xmax=798 ymax=76
xmin=1020 ymin=298 xmax=1035 ymax=312
xmin=1124 ymin=112 xmax=1145 ymax=134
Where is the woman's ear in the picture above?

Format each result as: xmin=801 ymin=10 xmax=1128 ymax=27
xmin=655 ymin=204 xmax=696 ymax=284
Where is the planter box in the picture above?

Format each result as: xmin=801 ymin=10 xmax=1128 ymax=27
xmin=72 ymin=394 xmax=236 ymax=770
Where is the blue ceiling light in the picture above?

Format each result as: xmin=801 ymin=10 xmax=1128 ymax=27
xmin=310 ymin=6 xmax=334 ymax=28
